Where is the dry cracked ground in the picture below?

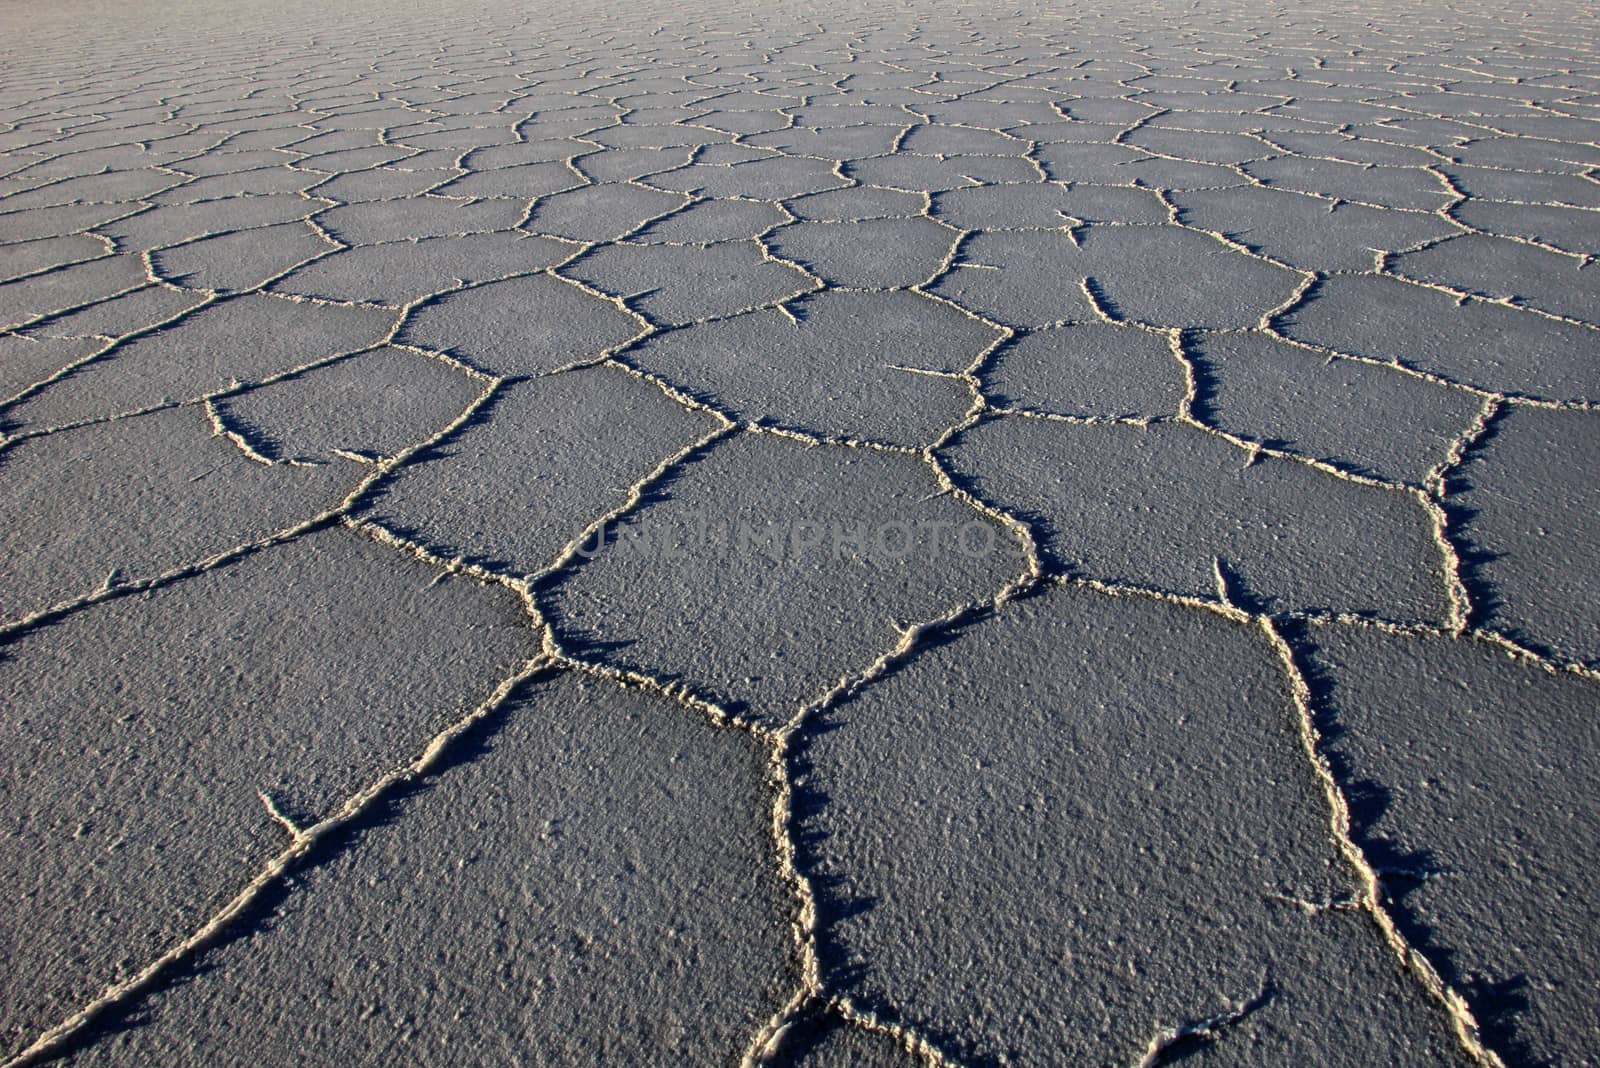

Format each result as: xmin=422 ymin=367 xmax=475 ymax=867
xmin=1 ymin=0 xmax=1598 ymax=1064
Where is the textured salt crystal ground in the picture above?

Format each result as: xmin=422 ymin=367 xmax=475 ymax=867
xmin=1 ymin=0 xmax=1597 ymax=1064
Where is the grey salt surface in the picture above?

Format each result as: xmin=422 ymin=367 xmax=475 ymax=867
xmin=0 ymin=528 xmax=536 ymax=1058
xmin=2 ymin=0 xmax=1598 ymax=1063
xmin=1453 ymin=406 xmax=1600 ymax=667
xmin=1298 ymin=623 xmax=1600 ymax=1067
xmin=944 ymin=415 xmax=1450 ymax=621
xmin=56 ymin=672 xmax=792 ymax=1067
xmin=545 ymin=431 xmax=1023 ymax=728
xmin=802 ymin=585 xmax=1472 ymax=1066
xmin=368 ymin=365 xmax=722 ymax=575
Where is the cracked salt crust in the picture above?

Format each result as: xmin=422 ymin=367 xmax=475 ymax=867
xmin=1 ymin=0 xmax=1598 ymax=1064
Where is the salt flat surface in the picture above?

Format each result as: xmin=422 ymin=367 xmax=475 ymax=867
xmin=1 ymin=0 xmax=1597 ymax=1064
